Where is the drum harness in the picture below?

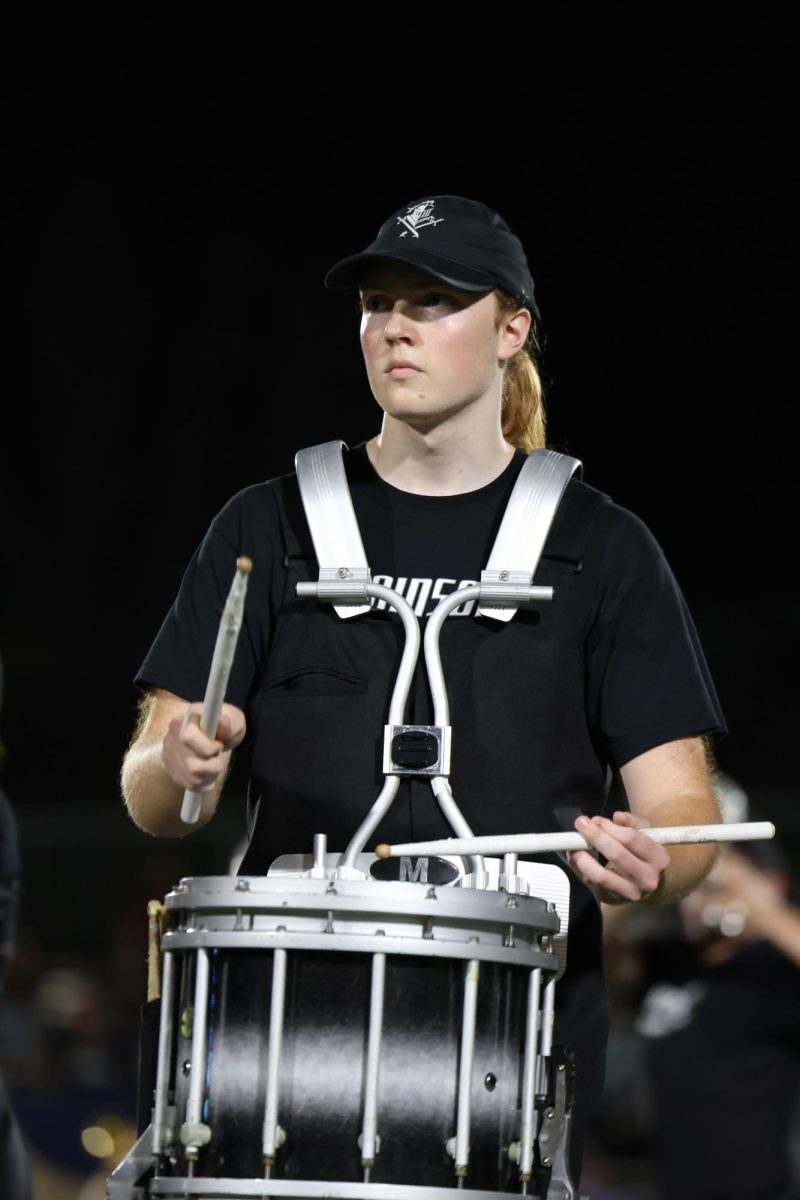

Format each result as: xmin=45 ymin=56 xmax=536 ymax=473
xmin=294 ymin=441 xmax=582 ymax=1200
xmin=294 ymin=440 xmax=580 ymax=880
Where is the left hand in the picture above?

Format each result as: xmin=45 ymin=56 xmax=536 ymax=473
xmin=567 ymin=810 xmax=671 ymax=905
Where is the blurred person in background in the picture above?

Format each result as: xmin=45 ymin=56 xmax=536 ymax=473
xmin=634 ymin=783 xmax=800 ymax=1200
xmin=0 ymin=655 xmax=33 ymax=1199
xmin=589 ymin=780 xmax=799 ymax=1198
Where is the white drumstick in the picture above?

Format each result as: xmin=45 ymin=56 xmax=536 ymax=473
xmin=375 ymin=821 xmax=776 ymax=860
xmin=180 ymin=556 xmax=252 ymax=824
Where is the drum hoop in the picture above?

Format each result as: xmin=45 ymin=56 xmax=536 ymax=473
xmin=165 ymin=877 xmax=559 ymax=933
xmin=161 ymin=929 xmax=559 ymax=972
xmin=150 ymin=1176 xmax=524 ymax=1198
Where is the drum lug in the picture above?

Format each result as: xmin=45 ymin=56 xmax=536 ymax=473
xmin=500 ymin=852 xmax=531 ymax=896
xmin=461 ymin=870 xmax=491 ymax=890
xmin=264 ymin=1124 xmax=287 ymax=1154
xmin=179 ymin=1120 xmax=211 ymax=1159
xmin=334 ymin=865 xmax=368 ymax=881
xmin=152 ymin=1103 xmax=178 ymax=1153
xmin=357 ymin=1132 xmax=381 ymax=1156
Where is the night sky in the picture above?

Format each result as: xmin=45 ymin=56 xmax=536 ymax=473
xmin=2 ymin=59 xmax=797 ymax=887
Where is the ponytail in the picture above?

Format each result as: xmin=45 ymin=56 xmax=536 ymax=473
xmin=496 ymin=292 xmax=546 ymax=453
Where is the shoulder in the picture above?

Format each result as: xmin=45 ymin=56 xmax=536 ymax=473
xmin=213 ymin=444 xmax=375 ymax=559
xmin=553 ymin=475 xmax=682 ymax=613
xmin=208 ymin=475 xmax=296 ymax=547
xmin=214 ymin=478 xmax=286 ymax=522
xmin=566 ymin=480 xmax=670 ymax=575
xmin=544 ymin=476 xmax=617 ymax=564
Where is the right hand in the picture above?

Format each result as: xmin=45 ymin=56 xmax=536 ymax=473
xmin=161 ymin=702 xmax=247 ymax=792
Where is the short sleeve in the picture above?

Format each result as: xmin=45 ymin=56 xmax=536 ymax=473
xmin=135 ymin=483 xmax=284 ymax=710
xmin=580 ymin=503 xmax=727 ymax=769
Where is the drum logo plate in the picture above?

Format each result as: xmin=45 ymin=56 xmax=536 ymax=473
xmin=369 ymin=855 xmax=460 ymax=884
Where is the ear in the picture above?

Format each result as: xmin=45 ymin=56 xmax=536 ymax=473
xmin=497 ymin=306 xmax=532 ymax=361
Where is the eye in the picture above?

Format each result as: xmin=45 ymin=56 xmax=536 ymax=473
xmin=420 ymin=290 xmax=463 ymax=311
xmin=361 ymin=293 xmax=388 ymax=313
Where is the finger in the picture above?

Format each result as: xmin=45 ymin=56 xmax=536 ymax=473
xmin=576 ymin=816 xmax=669 ymax=892
xmin=176 ymin=713 xmax=224 ymax=757
xmin=164 ymin=746 xmax=230 ymax=791
xmin=567 ymin=849 xmax=643 ymax=903
xmin=215 ymin=704 xmax=247 ymax=748
xmin=580 ymin=815 xmax=670 ymax=866
xmin=610 ymin=809 xmax=649 ymax=831
xmin=182 ymin=751 xmax=230 ymax=791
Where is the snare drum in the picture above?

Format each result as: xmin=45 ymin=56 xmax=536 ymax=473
xmin=112 ymin=864 xmax=571 ymax=1199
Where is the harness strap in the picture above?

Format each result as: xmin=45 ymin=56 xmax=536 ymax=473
xmin=294 ymin=442 xmax=580 ymax=622
xmin=479 ymin=448 xmax=581 ymax=621
xmin=294 ymin=441 xmax=371 ymax=618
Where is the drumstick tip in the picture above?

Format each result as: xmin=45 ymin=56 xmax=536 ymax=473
xmin=375 ymin=843 xmax=391 ymax=859
xmin=236 ymin=556 xmax=253 ymax=575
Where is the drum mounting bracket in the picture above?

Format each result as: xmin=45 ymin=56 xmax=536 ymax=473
xmin=383 ymin=723 xmax=452 ymax=775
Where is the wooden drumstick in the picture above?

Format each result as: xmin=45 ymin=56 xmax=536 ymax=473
xmin=180 ymin=556 xmax=252 ymax=824
xmin=146 ymin=899 xmax=165 ymax=1002
xmin=375 ymin=821 xmax=776 ymax=860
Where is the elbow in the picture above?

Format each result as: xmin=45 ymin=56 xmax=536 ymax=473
xmin=122 ymin=793 xmax=182 ymax=839
xmin=120 ymin=747 xmax=185 ymax=839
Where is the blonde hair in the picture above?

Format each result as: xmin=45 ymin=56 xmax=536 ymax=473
xmin=496 ymin=291 xmax=546 ymax=453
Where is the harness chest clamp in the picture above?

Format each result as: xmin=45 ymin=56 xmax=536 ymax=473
xmin=383 ymin=724 xmax=452 ymax=776
xmin=297 ymin=567 xmax=372 ymax=606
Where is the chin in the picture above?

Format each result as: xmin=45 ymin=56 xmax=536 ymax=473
xmin=378 ymin=397 xmax=436 ymax=422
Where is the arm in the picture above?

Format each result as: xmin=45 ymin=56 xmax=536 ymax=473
xmin=707 ymin=847 xmax=800 ymax=968
xmin=121 ymin=687 xmax=246 ymax=837
xmin=568 ymin=735 xmax=721 ymax=906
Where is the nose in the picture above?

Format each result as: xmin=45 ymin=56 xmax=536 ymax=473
xmin=382 ymin=300 xmax=417 ymax=344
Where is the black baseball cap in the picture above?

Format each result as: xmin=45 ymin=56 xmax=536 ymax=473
xmin=324 ymin=194 xmax=540 ymax=320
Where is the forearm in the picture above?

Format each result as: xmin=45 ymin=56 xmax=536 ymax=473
xmin=746 ymin=900 xmax=800 ymax=968
xmin=642 ymin=839 xmax=718 ymax=906
xmin=121 ymin=736 xmax=224 ymax=837
xmin=633 ymin=792 xmax=721 ymax=905
xmin=619 ymin=736 xmax=722 ymax=906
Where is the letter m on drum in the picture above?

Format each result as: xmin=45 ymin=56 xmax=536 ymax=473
xmin=399 ymin=856 xmax=429 ymax=883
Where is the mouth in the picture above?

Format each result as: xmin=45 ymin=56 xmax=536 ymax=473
xmin=386 ymin=361 xmax=421 ymax=378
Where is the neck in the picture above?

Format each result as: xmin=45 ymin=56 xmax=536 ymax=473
xmin=366 ymin=415 xmax=516 ymax=496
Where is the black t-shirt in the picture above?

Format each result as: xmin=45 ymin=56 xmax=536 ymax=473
xmin=137 ymin=444 xmax=726 ymax=773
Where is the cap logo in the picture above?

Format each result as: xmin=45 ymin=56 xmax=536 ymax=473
xmin=397 ymin=200 xmax=444 ymax=239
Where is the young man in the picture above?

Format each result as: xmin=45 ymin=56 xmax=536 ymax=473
xmin=122 ymin=195 xmax=726 ymax=1182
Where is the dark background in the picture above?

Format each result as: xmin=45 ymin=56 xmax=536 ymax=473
xmin=0 ymin=49 xmax=797 ymax=1191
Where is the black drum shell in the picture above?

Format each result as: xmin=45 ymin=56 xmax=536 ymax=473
xmin=168 ymin=947 xmax=528 ymax=1190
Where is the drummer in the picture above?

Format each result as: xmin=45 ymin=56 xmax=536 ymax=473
xmin=121 ymin=194 xmax=726 ymax=1184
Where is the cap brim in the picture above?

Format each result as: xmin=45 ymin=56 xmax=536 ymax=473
xmin=324 ymin=249 xmax=500 ymax=293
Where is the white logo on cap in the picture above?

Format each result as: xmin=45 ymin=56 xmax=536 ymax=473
xmin=397 ymin=201 xmax=444 ymax=239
